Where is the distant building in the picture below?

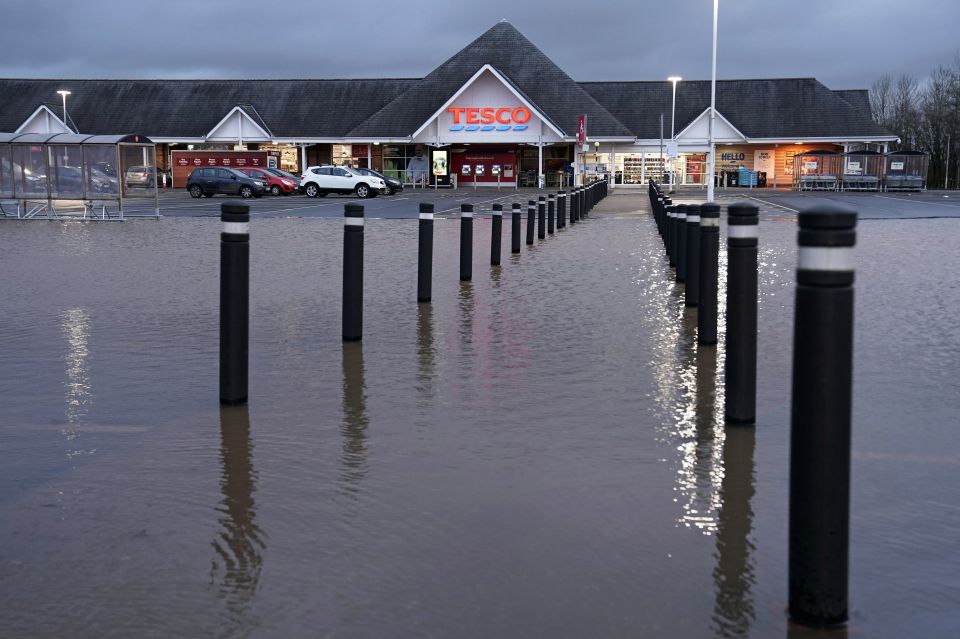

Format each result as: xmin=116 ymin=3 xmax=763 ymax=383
xmin=0 ymin=22 xmax=895 ymax=188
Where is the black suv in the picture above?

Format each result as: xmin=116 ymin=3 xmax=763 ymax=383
xmin=355 ymin=167 xmax=403 ymax=195
xmin=186 ymin=167 xmax=266 ymax=198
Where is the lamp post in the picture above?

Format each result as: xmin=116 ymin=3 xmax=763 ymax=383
xmin=594 ymin=140 xmax=600 ymax=182
xmin=57 ymin=90 xmax=71 ymax=132
xmin=946 ymin=134 xmax=951 ymax=190
xmin=668 ymin=76 xmax=682 ymax=194
xmin=706 ymin=0 xmax=718 ymax=201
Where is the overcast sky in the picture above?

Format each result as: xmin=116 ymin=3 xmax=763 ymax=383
xmin=1 ymin=0 xmax=957 ymax=88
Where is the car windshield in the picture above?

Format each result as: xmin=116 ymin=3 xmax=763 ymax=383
xmin=267 ymin=168 xmax=297 ymax=180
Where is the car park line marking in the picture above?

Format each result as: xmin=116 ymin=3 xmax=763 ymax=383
xmin=871 ymin=194 xmax=960 ymax=209
xmin=739 ymin=194 xmax=799 ymax=213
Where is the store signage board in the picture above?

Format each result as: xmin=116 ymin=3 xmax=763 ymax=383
xmin=804 ymin=161 xmax=818 ymax=170
xmin=447 ymin=107 xmax=531 ymax=131
xmin=891 ymin=161 xmax=905 ymax=170
xmin=427 ymin=69 xmax=563 ymax=144
xmin=666 ymin=142 xmax=679 ymax=159
xmin=577 ymin=114 xmax=586 ymax=146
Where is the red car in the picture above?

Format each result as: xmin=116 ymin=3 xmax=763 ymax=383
xmin=235 ymin=167 xmax=298 ymax=195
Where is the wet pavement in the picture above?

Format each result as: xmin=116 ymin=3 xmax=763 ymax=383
xmin=1 ymin=193 xmax=959 ymax=638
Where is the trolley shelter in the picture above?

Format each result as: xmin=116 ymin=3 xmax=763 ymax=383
xmin=793 ymin=150 xmax=842 ymax=191
xmin=0 ymin=132 xmax=158 ymax=220
xmin=884 ymin=150 xmax=928 ymax=191
xmin=841 ymin=150 xmax=883 ymax=191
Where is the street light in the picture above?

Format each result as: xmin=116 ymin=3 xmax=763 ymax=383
xmin=668 ymin=76 xmax=682 ymax=193
xmin=56 ymin=90 xmax=71 ymax=131
xmin=706 ymin=0 xmax=719 ymax=201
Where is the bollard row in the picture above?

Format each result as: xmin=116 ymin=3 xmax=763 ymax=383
xmin=646 ymin=180 xmax=859 ymax=630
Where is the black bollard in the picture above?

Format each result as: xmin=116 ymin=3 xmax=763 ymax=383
xmin=676 ymin=204 xmax=688 ymax=283
xmin=667 ymin=205 xmax=676 ymax=266
xmin=491 ymin=203 xmax=503 ymax=265
xmin=570 ymin=187 xmax=579 ymax=224
xmin=547 ymin=194 xmax=555 ymax=234
xmin=685 ymin=205 xmax=701 ymax=307
xmin=343 ymin=203 xmax=364 ymax=341
xmin=460 ymin=203 xmax=473 ymax=281
xmin=558 ymin=190 xmax=566 ymax=228
xmin=697 ymin=203 xmax=720 ymax=345
xmin=526 ymin=200 xmax=535 ymax=245
xmin=417 ymin=202 xmax=433 ymax=303
xmin=511 ymin=202 xmax=522 ymax=254
xmin=725 ymin=203 xmax=759 ymax=424
xmin=656 ymin=194 xmax=665 ymax=236
xmin=537 ymin=196 xmax=546 ymax=239
xmin=220 ymin=201 xmax=249 ymax=405
xmin=789 ymin=205 xmax=857 ymax=628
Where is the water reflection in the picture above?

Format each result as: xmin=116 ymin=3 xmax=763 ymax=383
xmin=60 ymin=307 xmax=93 ymax=458
xmin=340 ymin=343 xmax=368 ymax=490
xmin=711 ymin=425 xmax=756 ymax=638
xmin=416 ymin=303 xmax=437 ymax=403
xmin=676 ymin=310 xmax=725 ymax=534
xmin=212 ymin=405 xmax=265 ymax=614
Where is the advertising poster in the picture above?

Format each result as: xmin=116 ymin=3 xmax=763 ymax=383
xmin=754 ymin=150 xmax=775 ymax=176
xmin=432 ymin=150 xmax=447 ymax=176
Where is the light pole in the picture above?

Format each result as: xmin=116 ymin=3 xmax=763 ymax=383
xmin=668 ymin=76 xmax=682 ymax=193
xmin=594 ymin=140 xmax=600 ymax=182
xmin=945 ymin=134 xmax=951 ymax=190
xmin=57 ymin=90 xmax=71 ymax=131
xmin=706 ymin=0 xmax=718 ymax=201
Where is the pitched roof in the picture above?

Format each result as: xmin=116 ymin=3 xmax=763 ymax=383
xmin=347 ymin=22 xmax=634 ymax=138
xmin=0 ymin=78 xmax=417 ymax=138
xmin=579 ymin=78 xmax=893 ymax=140
xmin=833 ymin=89 xmax=872 ymax=118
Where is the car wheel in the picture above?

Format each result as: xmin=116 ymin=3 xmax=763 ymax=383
xmin=305 ymin=183 xmax=320 ymax=198
xmin=355 ymin=183 xmax=370 ymax=198
xmin=240 ymin=186 xmax=253 ymax=199
xmin=189 ymin=185 xmax=203 ymax=198
xmin=270 ymin=185 xmax=281 ymax=196
xmin=386 ymin=187 xmax=395 ymax=195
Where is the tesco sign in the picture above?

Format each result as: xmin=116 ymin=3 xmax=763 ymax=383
xmin=448 ymin=106 xmax=531 ymax=132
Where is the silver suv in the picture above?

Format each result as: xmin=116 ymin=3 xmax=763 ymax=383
xmin=300 ymin=165 xmax=386 ymax=198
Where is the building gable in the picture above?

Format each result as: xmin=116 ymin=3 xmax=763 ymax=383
xmin=15 ymin=105 xmax=73 ymax=135
xmin=410 ymin=65 xmax=565 ymax=145
xmin=675 ymin=108 xmax=746 ymax=143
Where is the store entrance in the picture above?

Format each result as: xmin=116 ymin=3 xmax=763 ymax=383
xmin=450 ymin=145 xmax=520 ymax=187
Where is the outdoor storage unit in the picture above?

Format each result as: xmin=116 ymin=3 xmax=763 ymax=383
xmin=793 ymin=150 xmax=842 ymax=191
xmin=841 ymin=150 xmax=883 ymax=191
xmin=884 ymin=150 xmax=928 ymax=191
xmin=0 ymin=132 xmax=158 ymax=219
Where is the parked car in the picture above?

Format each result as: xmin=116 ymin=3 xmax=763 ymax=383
xmin=300 ymin=165 xmax=386 ymax=198
xmin=125 ymin=166 xmax=156 ymax=188
xmin=186 ymin=167 xmax=265 ymax=198
xmin=354 ymin=167 xmax=402 ymax=195
xmin=235 ymin=167 xmax=297 ymax=196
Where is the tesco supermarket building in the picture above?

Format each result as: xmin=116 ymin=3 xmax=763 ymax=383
xmin=0 ymin=22 xmax=895 ymax=189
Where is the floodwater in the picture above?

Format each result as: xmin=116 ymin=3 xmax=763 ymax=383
xmin=1 ymin=208 xmax=958 ymax=638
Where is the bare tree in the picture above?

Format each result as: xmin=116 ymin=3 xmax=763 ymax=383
xmin=869 ymin=74 xmax=893 ymax=125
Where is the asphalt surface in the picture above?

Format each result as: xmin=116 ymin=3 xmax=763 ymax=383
xmin=6 ymin=186 xmax=960 ymax=220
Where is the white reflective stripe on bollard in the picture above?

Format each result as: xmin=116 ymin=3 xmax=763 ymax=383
xmin=701 ymin=217 xmax=720 ymax=227
xmin=728 ymin=225 xmax=759 ymax=238
xmin=419 ymin=213 xmax=434 ymax=220
xmin=492 ymin=211 xmax=502 ymax=216
xmin=677 ymin=212 xmax=687 ymax=219
xmin=798 ymin=247 xmax=854 ymax=271
xmin=461 ymin=212 xmax=473 ymax=218
xmin=223 ymin=222 xmax=249 ymax=234
xmin=688 ymin=215 xmax=701 ymax=222
xmin=345 ymin=218 xmax=365 ymax=226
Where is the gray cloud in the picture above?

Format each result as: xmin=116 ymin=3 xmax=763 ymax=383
xmin=0 ymin=0 xmax=956 ymax=88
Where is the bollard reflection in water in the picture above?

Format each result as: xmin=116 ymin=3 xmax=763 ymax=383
xmin=340 ymin=342 xmax=369 ymax=490
xmin=712 ymin=425 xmax=757 ymax=638
xmin=416 ymin=303 xmax=437 ymax=402
xmin=212 ymin=405 xmax=265 ymax=613
xmin=60 ymin=308 xmax=93 ymax=458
